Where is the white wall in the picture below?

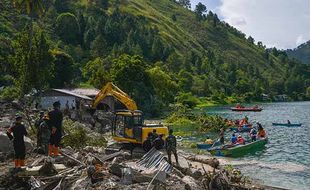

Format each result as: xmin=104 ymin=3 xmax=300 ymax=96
xmin=40 ymin=96 xmax=76 ymax=110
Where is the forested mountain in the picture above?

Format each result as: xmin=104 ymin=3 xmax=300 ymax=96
xmin=287 ymin=41 xmax=310 ymax=65
xmin=0 ymin=0 xmax=309 ymax=114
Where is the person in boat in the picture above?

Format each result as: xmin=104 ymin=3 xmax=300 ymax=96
xmin=231 ymin=133 xmax=237 ymax=144
xmin=287 ymin=120 xmax=291 ymax=124
xmin=205 ymin=136 xmax=214 ymax=144
xmin=249 ymin=127 xmax=257 ymax=142
xmin=219 ymin=128 xmax=225 ymax=144
xmin=257 ymin=123 xmax=266 ymax=138
xmin=237 ymin=135 xmax=245 ymax=145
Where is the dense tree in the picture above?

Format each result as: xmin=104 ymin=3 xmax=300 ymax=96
xmin=178 ymin=0 xmax=191 ymax=9
xmin=111 ymin=54 xmax=154 ymax=109
xmin=195 ymin=2 xmax=207 ymax=20
xmin=13 ymin=27 xmax=53 ymax=95
xmin=50 ymin=50 xmax=74 ymax=88
xmin=247 ymin=36 xmax=254 ymax=44
xmin=55 ymin=13 xmax=80 ymax=44
xmin=147 ymin=66 xmax=178 ymax=104
xmin=83 ymin=57 xmax=112 ymax=87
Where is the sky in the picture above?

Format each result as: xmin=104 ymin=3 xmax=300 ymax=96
xmin=190 ymin=0 xmax=310 ymax=49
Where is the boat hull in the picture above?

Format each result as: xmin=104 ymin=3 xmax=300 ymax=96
xmin=272 ymin=123 xmax=302 ymax=127
xmin=197 ymin=141 xmax=220 ymax=149
xmin=208 ymin=138 xmax=268 ymax=157
xmin=231 ymin=107 xmax=262 ymax=112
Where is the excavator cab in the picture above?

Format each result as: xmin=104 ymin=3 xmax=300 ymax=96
xmin=112 ymin=110 xmax=144 ymax=143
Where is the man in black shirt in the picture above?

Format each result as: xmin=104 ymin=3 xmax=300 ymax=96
xmin=7 ymin=115 xmax=28 ymax=168
xmin=48 ymin=101 xmax=63 ymax=156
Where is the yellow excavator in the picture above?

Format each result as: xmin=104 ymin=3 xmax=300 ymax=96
xmin=93 ymin=82 xmax=168 ymax=147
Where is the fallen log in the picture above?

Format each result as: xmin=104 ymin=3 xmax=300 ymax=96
xmin=185 ymin=156 xmax=219 ymax=169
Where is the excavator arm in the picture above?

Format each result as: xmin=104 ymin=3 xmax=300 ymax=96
xmin=92 ymin=82 xmax=138 ymax=111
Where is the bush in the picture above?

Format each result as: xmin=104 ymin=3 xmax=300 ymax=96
xmin=175 ymin=92 xmax=200 ymax=108
xmin=62 ymin=119 xmax=107 ymax=149
xmin=0 ymin=86 xmax=19 ymax=101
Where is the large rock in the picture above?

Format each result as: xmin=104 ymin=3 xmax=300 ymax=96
xmin=0 ymin=132 xmax=33 ymax=153
xmin=0 ymin=117 xmax=11 ymax=127
xmin=182 ymin=176 xmax=203 ymax=190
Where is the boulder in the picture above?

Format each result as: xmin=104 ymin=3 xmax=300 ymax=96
xmin=0 ymin=132 xmax=33 ymax=153
xmin=182 ymin=176 xmax=202 ymax=190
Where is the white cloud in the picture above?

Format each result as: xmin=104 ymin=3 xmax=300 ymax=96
xmin=218 ymin=0 xmax=310 ymax=49
xmin=296 ymin=35 xmax=305 ymax=47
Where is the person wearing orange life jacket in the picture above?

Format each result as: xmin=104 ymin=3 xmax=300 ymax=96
xmin=6 ymin=114 xmax=28 ymax=169
xmin=257 ymin=122 xmax=266 ymax=138
xmin=237 ymin=135 xmax=245 ymax=145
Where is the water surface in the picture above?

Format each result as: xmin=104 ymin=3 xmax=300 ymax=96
xmin=206 ymin=101 xmax=310 ymax=190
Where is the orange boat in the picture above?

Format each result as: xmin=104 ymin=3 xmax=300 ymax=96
xmin=231 ymin=104 xmax=262 ymax=112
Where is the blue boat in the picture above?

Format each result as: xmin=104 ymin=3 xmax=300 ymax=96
xmin=272 ymin=123 xmax=302 ymax=127
xmin=197 ymin=141 xmax=221 ymax=149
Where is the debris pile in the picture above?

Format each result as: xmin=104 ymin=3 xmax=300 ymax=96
xmin=0 ymin=144 xmax=263 ymax=190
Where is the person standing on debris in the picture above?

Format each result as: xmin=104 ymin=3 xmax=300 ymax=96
xmin=165 ymin=129 xmax=179 ymax=165
xmin=143 ymin=132 xmax=153 ymax=152
xmin=48 ymin=101 xmax=63 ymax=156
xmin=6 ymin=115 xmax=28 ymax=169
xmin=153 ymin=134 xmax=164 ymax=150
xmin=219 ymin=127 xmax=225 ymax=144
xmin=39 ymin=114 xmax=51 ymax=155
xmin=151 ymin=129 xmax=158 ymax=142
xmin=35 ymin=111 xmax=44 ymax=148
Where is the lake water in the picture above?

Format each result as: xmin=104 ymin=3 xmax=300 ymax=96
xmin=206 ymin=101 xmax=310 ymax=190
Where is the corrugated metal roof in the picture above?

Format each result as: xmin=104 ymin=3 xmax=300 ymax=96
xmin=52 ymin=89 xmax=92 ymax=100
xmin=69 ymin=88 xmax=100 ymax=96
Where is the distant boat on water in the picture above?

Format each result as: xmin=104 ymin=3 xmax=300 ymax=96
xmin=272 ymin=123 xmax=302 ymax=127
xmin=231 ymin=104 xmax=262 ymax=112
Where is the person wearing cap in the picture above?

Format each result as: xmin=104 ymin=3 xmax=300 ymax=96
xmin=35 ymin=111 xmax=45 ymax=148
xmin=165 ymin=129 xmax=179 ymax=165
xmin=48 ymin=101 xmax=63 ymax=156
xmin=39 ymin=114 xmax=51 ymax=155
xmin=6 ymin=115 xmax=28 ymax=169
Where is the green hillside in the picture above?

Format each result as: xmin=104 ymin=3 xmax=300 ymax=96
xmin=287 ymin=41 xmax=310 ymax=64
xmin=0 ymin=0 xmax=309 ymax=114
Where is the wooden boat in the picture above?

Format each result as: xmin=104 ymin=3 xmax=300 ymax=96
xmin=197 ymin=141 xmax=221 ymax=149
xmin=231 ymin=107 xmax=262 ymax=112
xmin=272 ymin=123 xmax=302 ymax=127
xmin=208 ymin=138 xmax=268 ymax=157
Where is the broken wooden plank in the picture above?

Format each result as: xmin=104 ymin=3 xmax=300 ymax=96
xmin=61 ymin=152 xmax=86 ymax=166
